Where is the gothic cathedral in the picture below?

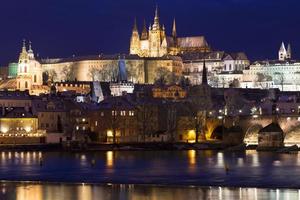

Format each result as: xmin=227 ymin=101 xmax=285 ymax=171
xmin=130 ymin=7 xmax=211 ymax=57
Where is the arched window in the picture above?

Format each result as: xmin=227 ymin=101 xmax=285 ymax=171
xmin=24 ymin=66 xmax=27 ymax=73
xmin=34 ymin=75 xmax=37 ymax=83
xmin=25 ymin=81 xmax=28 ymax=89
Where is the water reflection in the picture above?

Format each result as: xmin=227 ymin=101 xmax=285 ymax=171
xmin=106 ymin=151 xmax=114 ymax=168
xmin=0 ymin=182 xmax=296 ymax=200
xmin=187 ymin=150 xmax=196 ymax=172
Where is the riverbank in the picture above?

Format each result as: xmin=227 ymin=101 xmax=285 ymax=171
xmin=0 ymin=142 xmax=294 ymax=153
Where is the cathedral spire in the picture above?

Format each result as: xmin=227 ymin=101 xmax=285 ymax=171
xmin=152 ymin=5 xmax=160 ymax=30
xmin=133 ymin=18 xmax=138 ymax=32
xmin=22 ymin=39 xmax=27 ymax=53
xmin=172 ymin=18 xmax=177 ymax=38
xmin=141 ymin=19 xmax=148 ymax=40
xmin=287 ymin=43 xmax=292 ymax=59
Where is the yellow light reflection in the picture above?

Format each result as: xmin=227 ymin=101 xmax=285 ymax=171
xmin=17 ymin=185 xmax=43 ymax=200
xmin=78 ymin=184 xmax=92 ymax=200
xmin=188 ymin=150 xmax=196 ymax=172
xmin=106 ymin=151 xmax=114 ymax=168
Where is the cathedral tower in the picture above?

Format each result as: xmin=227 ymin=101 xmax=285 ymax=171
xmin=278 ymin=42 xmax=287 ymax=61
xmin=148 ymin=6 xmax=166 ymax=57
xmin=129 ymin=18 xmax=140 ymax=55
xmin=286 ymin=43 xmax=292 ymax=59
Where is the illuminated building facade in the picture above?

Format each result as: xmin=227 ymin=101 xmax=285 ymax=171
xmin=0 ymin=107 xmax=45 ymax=144
xmin=16 ymin=41 xmax=47 ymax=95
xmin=129 ymin=7 xmax=210 ymax=57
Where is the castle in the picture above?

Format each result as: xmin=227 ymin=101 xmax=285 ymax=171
xmin=130 ymin=7 xmax=210 ymax=57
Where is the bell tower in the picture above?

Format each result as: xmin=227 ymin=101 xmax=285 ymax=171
xmin=17 ymin=40 xmax=31 ymax=91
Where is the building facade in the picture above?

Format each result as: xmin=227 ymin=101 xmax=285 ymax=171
xmin=129 ymin=7 xmax=210 ymax=57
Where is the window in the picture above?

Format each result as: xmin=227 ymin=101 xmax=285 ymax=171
xmin=112 ymin=111 xmax=117 ymax=116
xmin=34 ymin=75 xmax=37 ymax=83
xmin=100 ymin=112 xmax=104 ymax=117
xmin=25 ymin=81 xmax=28 ymax=89
xmin=129 ymin=111 xmax=135 ymax=116
xmin=120 ymin=111 xmax=126 ymax=116
xmin=95 ymin=121 xmax=98 ymax=126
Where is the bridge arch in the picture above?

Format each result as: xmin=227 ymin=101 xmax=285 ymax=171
xmin=244 ymin=124 xmax=263 ymax=145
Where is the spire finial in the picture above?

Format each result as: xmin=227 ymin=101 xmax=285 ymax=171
xmin=141 ymin=19 xmax=148 ymax=40
xmin=172 ymin=18 xmax=177 ymax=38
xmin=133 ymin=17 xmax=138 ymax=31
xmin=29 ymin=41 xmax=32 ymax=51
xmin=22 ymin=39 xmax=27 ymax=53
xmin=152 ymin=5 xmax=160 ymax=30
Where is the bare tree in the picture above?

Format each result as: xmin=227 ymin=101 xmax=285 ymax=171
xmin=254 ymin=72 xmax=272 ymax=89
xmin=136 ymin=100 xmax=157 ymax=142
xmin=62 ymin=65 xmax=76 ymax=81
xmin=166 ymin=103 xmax=177 ymax=142
xmin=155 ymin=67 xmax=179 ymax=85
xmin=274 ymin=72 xmax=285 ymax=91
xmin=229 ymin=78 xmax=240 ymax=88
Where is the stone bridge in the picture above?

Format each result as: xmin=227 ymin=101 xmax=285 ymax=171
xmin=207 ymin=115 xmax=300 ymax=145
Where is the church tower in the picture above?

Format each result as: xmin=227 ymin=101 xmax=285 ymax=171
xmin=16 ymin=40 xmax=43 ymax=94
xmin=286 ymin=43 xmax=292 ymax=59
xmin=278 ymin=42 xmax=287 ymax=61
xmin=129 ymin=18 xmax=141 ymax=55
xmin=17 ymin=40 xmax=31 ymax=91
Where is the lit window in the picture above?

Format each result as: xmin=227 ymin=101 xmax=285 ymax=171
xmin=82 ymin=118 xmax=86 ymax=122
xmin=100 ymin=112 xmax=104 ymax=117
xmin=112 ymin=111 xmax=117 ymax=116
xmin=82 ymin=126 xmax=86 ymax=131
xmin=129 ymin=111 xmax=135 ymax=116
xmin=76 ymin=126 xmax=79 ymax=130
xmin=121 ymin=111 xmax=126 ymax=116
xmin=95 ymin=121 xmax=98 ymax=126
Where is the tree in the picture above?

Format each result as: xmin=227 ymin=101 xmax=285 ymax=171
xmin=166 ymin=103 xmax=177 ymax=142
xmin=49 ymin=69 xmax=58 ymax=82
xmin=254 ymin=72 xmax=272 ymax=89
xmin=209 ymin=73 xmax=219 ymax=88
xmin=154 ymin=67 xmax=179 ymax=85
xmin=179 ymin=76 xmax=191 ymax=88
xmin=62 ymin=65 xmax=76 ymax=81
xmin=229 ymin=78 xmax=240 ymax=88
xmin=136 ymin=99 xmax=157 ymax=142
xmin=274 ymin=72 xmax=285 ymax=91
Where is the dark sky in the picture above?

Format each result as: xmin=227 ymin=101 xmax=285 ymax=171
xmin=0 ymin=0 xmax=299 ymax=65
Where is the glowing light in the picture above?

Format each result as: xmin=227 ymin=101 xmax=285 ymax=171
xmin=218 ymin=116 xmax=223 ymax=119
xmin=106 ymin=151 xmax=114 ymax=167
xmin=107 ymin=130 xmax=113 ymax=137
xmin=1 ymin=127 xmax=8 ymax=134
xmin=24 ymin=127 xmax=32 ymax=133
xmin=253 ymin=115 xmax=258 ymax=118
xmin=187 ymin=130 xmax=196 ymax=143
xmin=188 ymin=150 xmax=196 ymax=165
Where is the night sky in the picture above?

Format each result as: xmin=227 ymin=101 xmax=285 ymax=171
xmin=0 ymin=0 xmax=300 ymax=65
